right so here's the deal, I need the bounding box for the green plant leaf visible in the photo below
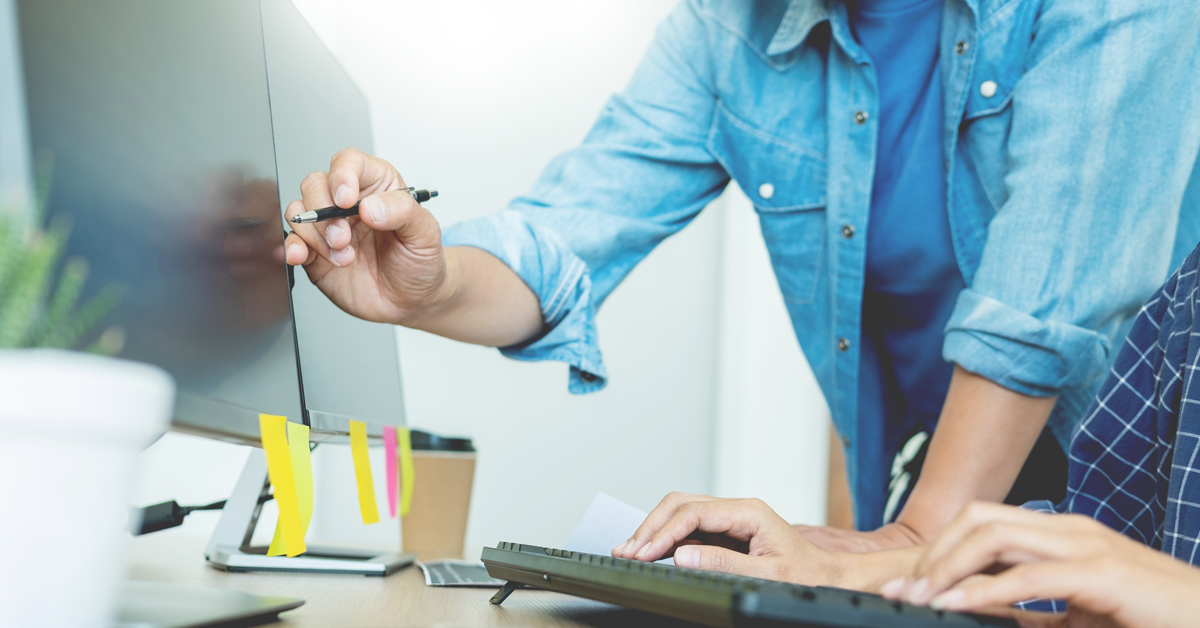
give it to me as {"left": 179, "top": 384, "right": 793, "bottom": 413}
{"left": 32, "top": 151, "right": 54, "bottom": 224}
{"left": 0, "top": 231, "right": 60, "bottom": 347}
{"left": 0, "top": 212, "right": 20, "bottom": 298}
{"left": 85, "top": 325, "right": 126, "bottom": 356}
{"left": 34, "top": 256, "right": 88, "bottom": 346}
{"left": 41, "top": 284, "right": 124, "bottom": 350}
{"left": 0, "top": 162, "right": 125, "bottom": 353}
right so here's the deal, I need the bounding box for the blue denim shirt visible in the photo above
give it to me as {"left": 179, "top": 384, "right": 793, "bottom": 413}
{"left": 444, "top": 0, "right": 1200, "bottom": 529}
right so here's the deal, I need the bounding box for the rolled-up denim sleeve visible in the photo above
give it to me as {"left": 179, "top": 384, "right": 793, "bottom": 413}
{"left": 944, "top": 0, "right": 1200, "bottom": 396}
{"left": 443, "top": 0, "right": 730, "bottom": 393}
{"left": 443, "top": 211, "right": 607, "bottom": 394}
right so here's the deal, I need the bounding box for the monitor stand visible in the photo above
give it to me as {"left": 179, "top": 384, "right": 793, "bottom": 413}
{"left": 205, "top": 449, "right": 414, "bottom": 576}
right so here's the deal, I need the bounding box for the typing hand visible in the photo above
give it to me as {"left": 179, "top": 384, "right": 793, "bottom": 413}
{"left": 611, "top": 493, "right": 841, "bottom": 585}
{"left": 881, "top": 502, "right": 1200, "bottom": 628}
{"left": 283, "top": 148, "right": 450, "bottom": 325}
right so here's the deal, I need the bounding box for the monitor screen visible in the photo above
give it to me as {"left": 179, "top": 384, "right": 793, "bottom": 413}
{"left": 260, "top": 0, "right": 408, "bottom": 441}
{"left": 18, "top": 0, "right": 304, "bottom": 444}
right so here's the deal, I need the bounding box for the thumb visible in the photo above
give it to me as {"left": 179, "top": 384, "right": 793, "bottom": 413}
{"left": 357, "top": 191, "right": 442, "bottom": 247}
{"left": 674, "top": 545, "right": 778, "bottom": 580}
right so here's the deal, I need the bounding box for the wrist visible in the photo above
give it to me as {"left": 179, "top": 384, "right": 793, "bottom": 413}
{"left": 816, "top": 551, "right": 858, "bottom": 589}
{"left": 394, "top": 248, "right": 460, "bottom": 329}
{"left": 883, "top": 519, "right": 930, "bottom": 547}
{"left": 829, "top": 547, "right": 923, "bottom": 593}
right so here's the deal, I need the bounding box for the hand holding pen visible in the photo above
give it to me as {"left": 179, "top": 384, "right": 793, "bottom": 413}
{"left": 290, "top": 187, "right": 438, "bottom": 224}
{"left": 284, "top": 148, "right": 544, "bottom": 346}
{"left": 283, "top": 149, "right": 447, "bottom": 291}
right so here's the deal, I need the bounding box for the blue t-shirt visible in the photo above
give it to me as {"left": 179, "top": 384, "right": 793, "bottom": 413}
{"left": 850, "top": 0, "right": 966, "bottom": 525}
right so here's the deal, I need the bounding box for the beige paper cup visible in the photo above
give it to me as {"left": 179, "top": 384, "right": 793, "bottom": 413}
{"left": 400, "top": 433, "right": 476, "bottom": 560}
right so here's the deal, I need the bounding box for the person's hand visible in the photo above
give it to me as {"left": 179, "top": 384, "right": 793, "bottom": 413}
{"left": 881, "top": 502, "right": 1200, "bottom": 628}
{"left": 283, "top": 148, "right": 450, "bottom": 325}
{"left": 794, "top": 522, "right": 924, "bottom": 553}
{"left": 611, "top": 493, "right": 845, "bottom": 586}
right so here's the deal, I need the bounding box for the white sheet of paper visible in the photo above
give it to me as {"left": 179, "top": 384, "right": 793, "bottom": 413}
{"left": 565, "top": 492, "right": 674, "bottom": 565}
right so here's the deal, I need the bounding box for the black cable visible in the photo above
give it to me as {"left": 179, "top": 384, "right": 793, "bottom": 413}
{"left": 132, "top": 442, "right": 314, "bottom": 536}
{"left": 188, "top": 499, "right": 229, "bottom": 512}
{"left": 130, "top": 492, "right": 273, "bottom": 536}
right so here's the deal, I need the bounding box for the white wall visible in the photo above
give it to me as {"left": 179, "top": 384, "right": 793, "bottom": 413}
{"left": 131, "top": 0, "right": 831, "bottom": 557}
{"left": 712, "top": 184, "right": 831, "bottom": 525}
{"left": 295, "top": 0, "right": 719, "bottom": 556}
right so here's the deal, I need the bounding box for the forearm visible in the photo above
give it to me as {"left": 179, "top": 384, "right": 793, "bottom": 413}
{"left": 403, "top": 246, "right": 543, "bottom": 347}
{"left": 826, "top": 546, "right": 924, "bottom": 593}
{"left": 894, "top": 366, "right": 1056, "bottom": 543}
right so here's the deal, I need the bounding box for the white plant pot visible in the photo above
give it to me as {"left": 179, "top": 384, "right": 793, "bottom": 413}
{"left": 0, "top": 350, "right": 175, "bottom": 628}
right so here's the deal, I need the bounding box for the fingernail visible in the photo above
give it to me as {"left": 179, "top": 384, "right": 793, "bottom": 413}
{"left": 363, "top": 197, "right": 386, "bottom": 224}
{"left": 330, "top": 246, "right": 352, "bottom": 267}
{"left": 929, "top": 589, "right": 965, "bottom": 610}
{"left": 674, "top": 546, "right": 699, "bottom": 569}
{"left": 633, "top": 542, "right": 652, "bottom": 560}
{"left": 286, "top": 244, "right": 301, "bottom": 264}
{"left": 335, "top": 184, "right": 354, "bottom": 206}
{"left": 879, "top": 578, "right": 907, "bottom": 598}
{"left": 905, "top": 578, "right": 930, "bottom": 604}
{"left": 324, "top": 224, "right": 343, "bottom": 248}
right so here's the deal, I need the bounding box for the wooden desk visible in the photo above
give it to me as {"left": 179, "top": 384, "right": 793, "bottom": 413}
{"left": 127, "top": 536, "right": 701, "bottom": 627}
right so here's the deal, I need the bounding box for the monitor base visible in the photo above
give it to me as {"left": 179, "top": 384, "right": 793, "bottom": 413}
{"left": 210, "top": 544, "right": 414, "bottom": 576}
{"left": 205, "top": 449, "right": 412, "bottom": 577}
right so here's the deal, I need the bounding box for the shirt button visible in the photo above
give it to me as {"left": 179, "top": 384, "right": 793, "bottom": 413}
{"left": 837, "top": 337, "right": 851, "bottom": 352}
{"left": 955, "top": 40, "right": 968, "bottom": 55}
{"left": 841, "top": 435, "right": 852, "bottom": 449}
{"left": 853, "top": 110, "right": 869, "bottom": 125}
{"left": 758, "top": 182, "right": 775, "bottom": 200}
{"left": 979, "top": 80, "right": 998, "bottom": 98}
{"left": 841, "top": 224, "right": 855, "bottom": 239}
{"left": 580, "top": 371, "right": 596, "bottom": 383}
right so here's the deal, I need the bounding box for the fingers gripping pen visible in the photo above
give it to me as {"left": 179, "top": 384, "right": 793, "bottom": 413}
{"left": 290, "top": 187, "right": 438, "bottom": 224}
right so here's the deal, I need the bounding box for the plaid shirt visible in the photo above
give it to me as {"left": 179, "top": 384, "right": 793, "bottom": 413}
{"left": 1020, "top": 243, "right": 1200, "bottom": 612}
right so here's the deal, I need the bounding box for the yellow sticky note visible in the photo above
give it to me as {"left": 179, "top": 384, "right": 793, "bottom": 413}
{"left": 290, "top": 422, "right": 314, "bottom": 534}
{"left": 268, "top": 421, "right": 312, "bottom": 556}
{"left": 349, "top": 420, "right": 380, "bottom": 524}
{"left": 398, "top": 427, "right": 415, "bottom": 517}
{"left": 260, "top": 414, "right": 306, "bottom": 557}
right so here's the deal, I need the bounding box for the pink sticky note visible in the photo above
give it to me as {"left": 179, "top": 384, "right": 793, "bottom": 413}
{"left": 383, "top": 426, "right": 399, "bottom": 518}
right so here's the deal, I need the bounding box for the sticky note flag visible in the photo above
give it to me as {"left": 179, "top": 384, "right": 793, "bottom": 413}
{"left": 383, "top": 426, "right": 399, "bottom": 519}
{"left": 349, "top": 419, "right": 380, "bottom": 524}
{"left": 259, "top": 414, "right": 306, "bottom": 557}
{"left": 399, "top": 427, "right": 414, "bottom": 517}
{"left": 268, "top": 421, "right": 313, "bottom": 556}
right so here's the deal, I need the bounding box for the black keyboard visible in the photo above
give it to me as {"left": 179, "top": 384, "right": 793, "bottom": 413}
{"left": 481, "top": 542, "right": 1016, "bottom": 628}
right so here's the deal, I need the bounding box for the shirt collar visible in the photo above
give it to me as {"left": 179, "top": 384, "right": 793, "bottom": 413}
{"left": 765, "top": 0, "right": 832, "bottom": 56}
{"left": 764, "top": 0, "right": 978, "bottom": 57}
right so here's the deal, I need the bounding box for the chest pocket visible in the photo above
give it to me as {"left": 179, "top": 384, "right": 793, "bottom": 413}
{"left": 959, "top": 0, "right": 1033, "bottom": 211}
{"left": 708, "top": 102, "right": 828, "bottom": 304}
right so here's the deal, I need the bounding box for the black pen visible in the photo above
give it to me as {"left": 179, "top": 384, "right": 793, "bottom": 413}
{"left": 289, "top": 187, "right": 439, "bottom": 224}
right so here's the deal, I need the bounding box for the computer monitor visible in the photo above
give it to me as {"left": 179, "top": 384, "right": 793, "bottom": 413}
{"left": 259, "top": 0, "right": 408, "bottom": 443}
{"left": 18, "top": 0, "right": 305, "bottom": 444}
{"left": 16, "top": 0, "right": 415, "bottom": 582}
{"left": 17, "top": 0, "right": 406, "bottom": 444}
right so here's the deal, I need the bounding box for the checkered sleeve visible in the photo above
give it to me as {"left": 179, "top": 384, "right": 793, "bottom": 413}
{"left": 1016, "top": 242, "right": 1200, "bottom": 612}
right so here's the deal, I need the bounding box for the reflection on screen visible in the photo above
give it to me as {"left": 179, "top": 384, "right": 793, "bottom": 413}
{"left": 18, "top": 0, "right": 304, "bottom": 437}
